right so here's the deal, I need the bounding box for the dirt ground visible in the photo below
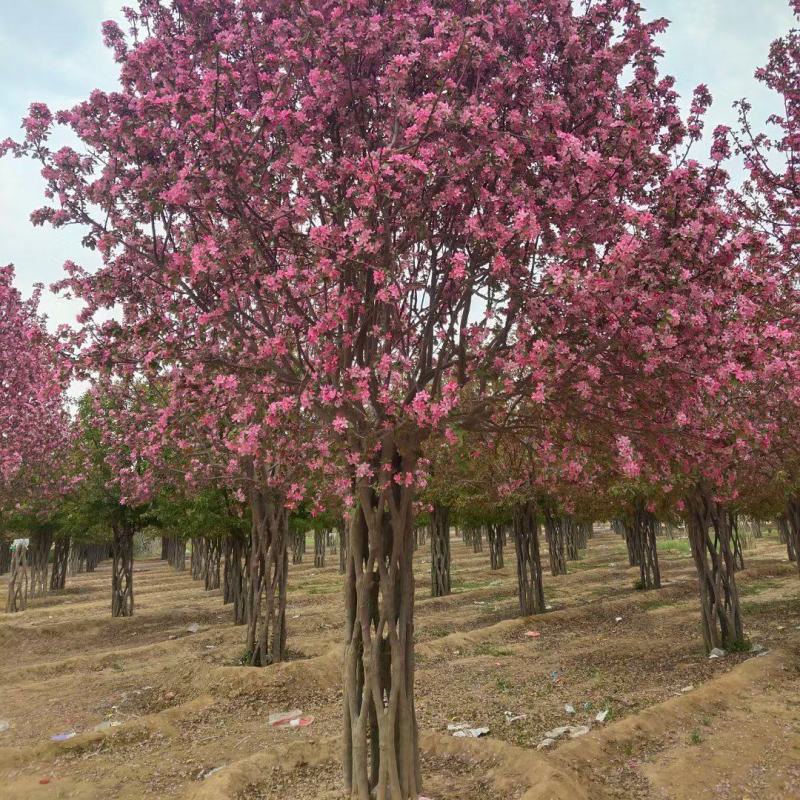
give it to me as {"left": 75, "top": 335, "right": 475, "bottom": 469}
{"left": 0, "top": 528, "right": 798, "bottom": 800}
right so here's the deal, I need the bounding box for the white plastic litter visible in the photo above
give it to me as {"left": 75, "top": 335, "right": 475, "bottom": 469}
{"left": 564, "top": 704, "right": 575, "bottom": 715}
{"left": 708, "top": 647, "right": 726, "bottom": 659}
{"left": 504, "top": 711, "right": 527, "bottom": 724}
{"left": 186, "top": 623, "right": 201, "bottom": 634}
{"left": 452, "top": 727, "right": 490, "bottom": 738}
{"left": 595, "top": 710, "right": 609, "bottom": 723}
{"left": 0, "top": 720, "right": 9, "bottom": 733}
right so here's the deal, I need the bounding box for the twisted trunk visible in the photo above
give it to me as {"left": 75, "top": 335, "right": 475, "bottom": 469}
{"left": 29, "top": 529, "right": 53, "bottom": 598}
{"left": 246, "top": 488, "right": 289, "bottom": 666}
{"left": 111, "top": 522, "right": 134, "bottom": 617}
{"left": 564, "top": 517, "right": 580, "bottom": 561}
{"left": 5, "top": 541, "right": 29, "bottom": 612}
{"left": 339, "top": 520, "right": 348, "bottom": 575}
{"left": 0, "top": 540, "right": 11, "bottom": 574}
{"left": 204, "top": 538, "right": 221, "bottom": 590}
{"left": 429, "top": 503, "right": 451, "bottom": 597}
{"left": 632, "top": 503, "right": 660, "bottom": 589}
{"left": 685, "top": 487, "right": 744, "bottom": 652}
{"left": 343, "top": 445, "right": 420, "bottom": 800}
{"left": 543, "top": 510, "right": 567, "bottom": 576}
{"left": 292, "top": 530, "right": 304, "bottom": 564}
{"left": 223, "top": 534, "right": 248, "bottom": 625}
{"left": 191, "top": 538, "right": 206, "bottom": 579}
{"left": 314, "top": 529, "right": 326, "bottom": 568}
{"left": 50, "top": 537, "right": 70, "bottom": 591}
{"left": 487, "top": 522, "right": 504, "bottom": 570}
{"left": 785, "top": 497, "right": 800, "bottom": 578}
{"left": 513, "top": 501, "right": 545, "bottom": 616}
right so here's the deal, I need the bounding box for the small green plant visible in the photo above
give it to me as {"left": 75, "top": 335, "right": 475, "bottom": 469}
{"left": 236, "top": 648, "right": 253, "bottom": 666}
{"left": 495, "top": 677, "right": 513, "bottom": 693}
{"left": 657, "top": 539, "right": 691, "bottom": 555}
{"left": 475, "top": 642, "right": 513, "bottom": 657}
{"left": 111, "top": 661, "right": 124, "bottom": 672}
{"left": 727, "top": 638, "right": 752, "bottom": 653}
{"left": 689, "top": 729, "right": 703, "bottom": 745}
{"left": 633, "top": 578, "right": 646, "bottom": 591}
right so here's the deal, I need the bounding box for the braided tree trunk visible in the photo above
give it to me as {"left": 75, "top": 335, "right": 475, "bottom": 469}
{"left": 487, "top": 522, "right": 504, "bottom": 570}
{"left": 191, "top": 538, "right": 206, "bottom": 579}
{"left": 111, "top": 523, "right": 134, "bottom": 617}
{"left": 161, "top": 536, "right": 169, "bottom": 561}
{"left": 730, "top": 512, "right": 745, "bottom": 571}
{"left": 0, "top": 540, "right": 11, "bottom": 574}
{"left": 67, "top": 540, "right": 83, "bottom": 576}
{"left": 685, "top": 488, "right": 744, "bottom": 652}
{"left": 292, "top": 530, "right": 304, "bottom": 564}
{"left": 632, "top": 503, "right": 660, "bottom": 589}
{"left": 339, "top": 520, "right": 348, "bottom": 575}
{"left": 171, "top": 536, "right": 186, "bottom": 571}
{"left": 204, "top": 538, "right": 221, "bottom": 590}
{"left": 223, "top": 534, "right": 248, "bottom": 625}
{"left": 314, "top": 529, "right": 326, "bottom": 568}
{"left": 471, "top": 526, "right": 483, "bottom": 553}
{"left": 5, "top": 541, "right": 29, "bottom": 612}
{"left": 543, "top": 510, "right": 567, "bottom": 576}
{"left": 513, "top": 501, "right": 545, "bottom": 616}
{"left": 50, "top": 537, "right": 70, "bottom": 591}
{"left": 564, "top": 517, "right": 580, "bottom": 561}
{"left": 781, "top": 515, "right": 795, "bottom": 561}
{"left": 29, "top": 530, "right": 53, "bottom": 598}
{"left": 343, "top": 451, "right": 420, "bottom": 800}
{"left": 246, "top": 488, "right": 289, "bottom": 666}
{"left": 785, "top": 496, "right": 800, "bottom": 578}
{"left": 429, "top": 503, "right": 450, "bottom": 597}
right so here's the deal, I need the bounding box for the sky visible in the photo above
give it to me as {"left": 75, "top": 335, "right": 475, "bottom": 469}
{"left": 0, "top": 0, "right": 796, "bottom": 331}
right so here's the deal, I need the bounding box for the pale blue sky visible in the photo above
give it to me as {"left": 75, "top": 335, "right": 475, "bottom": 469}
{"left": 0, "top": 0, "right": 795, "bottom": 328}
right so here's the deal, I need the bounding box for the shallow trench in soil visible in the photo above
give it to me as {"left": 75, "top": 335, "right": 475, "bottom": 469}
{"left": 0, "top": 528, "right": 798, "bottom": 799}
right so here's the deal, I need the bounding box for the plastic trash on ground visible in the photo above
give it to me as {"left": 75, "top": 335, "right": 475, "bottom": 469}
{"left": 0, "top": 720, "right": 9, "bottom": 733}
{"left": 269, "top": 709, "right": 313, "bottom": 728}
{"left": 186, "top": 622, "right": 201, "bottom": 634}
{"left": 595, "top": 709, "right": 609, "bottom": 723}
{"left": 448, "top": 722, "right": 489, "bottom": 738}
{"left": 525, "top": 630, "right": 541, "bottom": 638}
{"left": 564, "top": 704, "right": 575, "bottom": 715}
{"left": 708, "top": 647, "right": 726, "bottom": 659}
{"left": 93, "top": 720, "right": 122, "bottom": 732}
{"left": 504, "top": 711, "right": 527, "bottom": 724}
{"left": 50, "top": 731, "right": 76, "bottom": 741}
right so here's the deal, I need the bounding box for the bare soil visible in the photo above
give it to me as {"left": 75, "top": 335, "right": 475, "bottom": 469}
{"left": 0, "top": 529, "right": 798, "bottom": 799}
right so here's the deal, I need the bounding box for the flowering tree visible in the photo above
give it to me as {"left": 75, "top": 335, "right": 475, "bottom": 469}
{"left": 7, "top": 0, "right": 774, "bottom": 795}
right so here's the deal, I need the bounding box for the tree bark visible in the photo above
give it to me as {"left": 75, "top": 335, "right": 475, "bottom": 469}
{"left": 339, "top": 520, "right": 348, "bottom": 575}
{"left": 29, "top": 529, "right": 53, "bottom": 598}
{"left": 487, "top": 522, "right": 504, "bottom": 570}
{"left": 429, "top": 503, "right": 451, "bottom": 597}
{"left": 111, "top": 523, "right": 134, "bottom": 617}
{"left": 204, "top": 538, "right": 221, "bottom": 590}
{"left": 223, "top": 534, "right": 248, "bottom": 625}
{"left": 0, "top": 540, "right": 11, "bottom": 575}
{"left": 786, "top": 496, "right": 800, "bottom": 578}
{"left": 685, "top": 487, "right": 744, "bottom": 652}
{"left": 632, "top": 503, "right": 660, "bottom": 589}
{"left": 246, "top": 487, "right": 289, "bottom": 666}
{"left": 343, "top": 449, "right": 420, "bottom": 800}
{"left": 543, "top": 509, "right": 567, "bottom": 576}
{"left": 314, "top": 529, "right": 326, "bottom": 568}
{"left": 161, "top": 536, "right": 169, "bottom": 561}
{"left": 292, "top": 529, "right": 304, "bottom": 564}
{"left": 5, "top": 540, "right": 29, "bottom": 612}
{"left": 171, "top": 536, "right": 186, "bottom": 571}
{"left": 50, "top": 537, "right": 70, "bottom": 591}
{"left": 513, "top": 501, "right": 545, "bottom": 616}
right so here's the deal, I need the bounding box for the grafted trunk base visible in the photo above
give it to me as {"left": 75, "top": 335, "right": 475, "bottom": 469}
{"left": 785, "top": 497, "right": 800, "bottom": 579}
{"left": 223, "top": 535, "right": 248, "bottom": 625}
{"left": 29, "top": 530, "right": 53, "bottom": 599}
{"left": 314, "top": 530, "right": 326, "bottom": 568}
